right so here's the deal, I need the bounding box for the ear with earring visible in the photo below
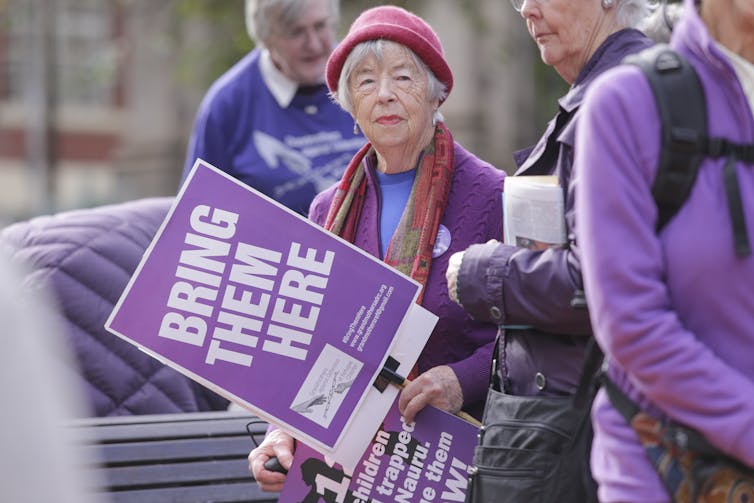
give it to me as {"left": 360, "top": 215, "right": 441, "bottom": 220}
{"left": 353, "top": 121, "right": 360, "bottom": 136}
{"left": 601, "top": 0, "right": 614, "bottom": 8}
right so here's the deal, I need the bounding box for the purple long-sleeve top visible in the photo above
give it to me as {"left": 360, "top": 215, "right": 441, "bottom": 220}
{"left": 309, "top": 141, "right": 505, "bottom": 420}
{"left": 576, "top": 2, "right": 754, "bottom": 501}
{"left": 456, "top": 29, "right": 652, "bottom": 397}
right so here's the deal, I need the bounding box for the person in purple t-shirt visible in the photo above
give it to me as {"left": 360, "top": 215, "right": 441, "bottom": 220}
{"left": 248, "top": 5, "right": 505, "bottom": 493}
{"left": 181, "top": 0, "right": 365, "bottom": 215}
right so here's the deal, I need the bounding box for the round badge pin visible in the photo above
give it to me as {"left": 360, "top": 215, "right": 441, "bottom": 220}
{"left": 433, "top": 224, "right": 451, "bottom": 258}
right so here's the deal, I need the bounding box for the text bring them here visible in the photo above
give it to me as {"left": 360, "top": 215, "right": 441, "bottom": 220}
{"left": 158, "top": 205, "right": 334, "bottom": 367}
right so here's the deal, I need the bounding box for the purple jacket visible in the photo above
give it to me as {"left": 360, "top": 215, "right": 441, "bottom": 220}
{"left": 457, "top": 29, "right": 653, "bottom": 397}
{"left": 576, "top": 3, "right": 754, "bottom": 500}
{"left": 0, "top": 198, "right": 229, "bottom": 416}
{"left": 309, "top": 141, "right": 505, "bottom": 419}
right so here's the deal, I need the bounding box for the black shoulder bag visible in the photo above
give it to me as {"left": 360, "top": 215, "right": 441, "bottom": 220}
{"left": 464, "top": 332, "right": 603, "bottom": 503}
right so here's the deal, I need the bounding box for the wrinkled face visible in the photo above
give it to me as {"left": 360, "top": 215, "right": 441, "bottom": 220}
{"left": 265, "top": 0, "right": 335, "bottom": 85}
{"left": 731, "top": 0, "right": 754, "bottom": 51}
{"left": 348, "top": 43, "right": 438, "bottom": 156}
{"left": 702, "top": 0, "right": 754, "bottom": 62}
{"left": 520, "top": 0, "right": 603, "bottom": 82}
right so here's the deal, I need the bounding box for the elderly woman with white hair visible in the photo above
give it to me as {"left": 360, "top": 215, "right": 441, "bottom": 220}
{"left": 448, "top": 0, "right": 653, "bottom": 401}
{"left": 444, "top": 0, "right": 653, "bottom": 500}
{"left": 248, "top": 5, "right": 505, "bottom": 493}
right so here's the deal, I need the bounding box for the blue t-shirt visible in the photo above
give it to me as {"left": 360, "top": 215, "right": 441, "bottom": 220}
{"left": 375, "top": 169, "right": 416, "bottom": 257}
{"left": 183, "top": 48, "right": 365, "bottom": 215}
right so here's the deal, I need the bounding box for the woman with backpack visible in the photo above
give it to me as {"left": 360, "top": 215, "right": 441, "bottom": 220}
{"left": 575, "top": 0, "right": 754, "bottom": 501}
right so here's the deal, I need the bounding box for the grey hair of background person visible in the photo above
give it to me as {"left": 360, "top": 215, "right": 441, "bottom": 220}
{"left": 616, "top": 0, "right": 654, "bottom": 28}
{"left": 245, "top": 0, "right": 340, "bottom": 45}
{"left": 0, "top": 254, "right": 104, "bottom": 503}
{"left": 639, "top": 1, "right": 684, "bottom": 43}
{"left": 333, "top": 40, "right": 448, "bottom": 125}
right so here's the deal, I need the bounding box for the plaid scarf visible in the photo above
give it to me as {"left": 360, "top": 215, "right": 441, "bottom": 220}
{"left": 324, "top": 123, "right": 454, "bottom": 304}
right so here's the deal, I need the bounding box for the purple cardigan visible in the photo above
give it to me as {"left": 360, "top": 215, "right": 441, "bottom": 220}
{"left": 309, "top": 141, "right": 505, "bottom": 419}
{"left": 576, "top": 3, "right": 754, "bottom": 501}
{"left": 456, "top": 29, "right": 653, "bottom": 397}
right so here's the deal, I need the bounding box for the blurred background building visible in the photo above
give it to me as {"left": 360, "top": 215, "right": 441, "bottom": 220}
{"left": 0, "top": 0, "right": 566, "bottom": 224}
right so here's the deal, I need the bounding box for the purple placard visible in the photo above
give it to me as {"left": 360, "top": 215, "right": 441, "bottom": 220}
{"left": 279, "top": 397, "right": 478, "bottom": 503}
{"left": 106, "top": 161, "right": 421, "bottom": 448}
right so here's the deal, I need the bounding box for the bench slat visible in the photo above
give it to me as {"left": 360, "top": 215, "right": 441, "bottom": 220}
{"left": 79, "top": 414, "right": 267, "bottom": 444}
{"left": 107, "top": 481, "right": 277, "bottom": 503}
{"left": 73, "top": 411, "right": 274, "bottom": 502}
{"left": 84, "top": 435, "right": 253, "bottom": 464}
{"left": 102, "top": 458, "right": 249, "bottom": 488}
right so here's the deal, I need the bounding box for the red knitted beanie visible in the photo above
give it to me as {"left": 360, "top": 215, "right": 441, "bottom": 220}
{"left": 326, "top": 6, "right": 453, "bottom": 101}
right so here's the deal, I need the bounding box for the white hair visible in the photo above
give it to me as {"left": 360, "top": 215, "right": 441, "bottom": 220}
{"left": 638, "top": 1, "right": 684, "bottom": 42}
{"left": 332, "top": 39, "right": 447, "bottom": 124}
{"left": 615, "top": 0, "right": 653, "bottom": 28}
{"left": 245, "top": 0, "right": 340, "bottom": 44}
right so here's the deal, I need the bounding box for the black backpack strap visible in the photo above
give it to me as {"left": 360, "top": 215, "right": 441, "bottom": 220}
{"left": 625, "top": 44, "right": 708, "bottom": 233}
{"left": 571, "top": 337, "right": 604, "bottom": 410}
{"left": 626, "top": 45, "right": 753, "bottom": 257}
{"left": 601, "top": 371, "right": 722, "bottom": 456}
{"left": 706, "top": 138, "right": 754, "bottom": 257}
{"left": 723, "top": 155, "right": 752, "bottom": 257}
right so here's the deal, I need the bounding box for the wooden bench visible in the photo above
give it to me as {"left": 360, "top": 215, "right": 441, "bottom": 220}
{"left": 73, "top": 411, "right": 278, "bottom": 503}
